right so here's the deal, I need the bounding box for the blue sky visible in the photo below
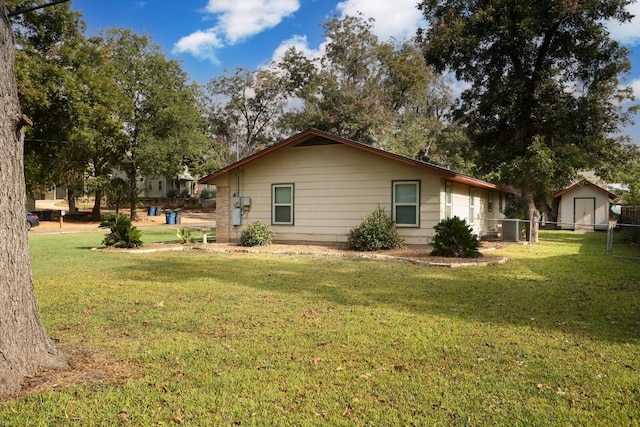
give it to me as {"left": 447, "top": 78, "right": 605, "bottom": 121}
{"left": 71, "top": 0, "right": 640, "bottom": 144}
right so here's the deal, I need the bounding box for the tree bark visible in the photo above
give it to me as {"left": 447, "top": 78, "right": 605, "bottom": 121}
{"left": 522, "top": 179, "right": 540, "bottom": 243}
{"left": 92, "top": 188, "right": 102, "bottom": 221}
{"left": 0, "top": 2, "right": 68, "bottom": 396}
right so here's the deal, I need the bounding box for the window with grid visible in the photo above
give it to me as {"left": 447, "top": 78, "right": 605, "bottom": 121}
{"left": 393, "top": 181, "right": 419, "bottom": 227}
{"left": 272, "top": 184, "right": 294, "bottom": 225}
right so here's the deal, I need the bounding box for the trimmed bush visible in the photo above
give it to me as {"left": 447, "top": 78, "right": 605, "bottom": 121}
{"left": 431, "top": 216, "right": 481, "bottom": 258}
{"left": 100, "top": 213, "right": 143, "bottom": 248}
{"left": 347, "top": 206, "right": 403, "bottom": 251}
{"left": 240, "top": 221, "right": 274, "bottom": 247}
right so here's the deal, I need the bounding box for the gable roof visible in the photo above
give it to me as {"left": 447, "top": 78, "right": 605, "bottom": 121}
{"left": 198, "top": 129, "right": 517, "bottom": 193}
{"left": 554, "top": 180, "right": 617, "bottom": 200}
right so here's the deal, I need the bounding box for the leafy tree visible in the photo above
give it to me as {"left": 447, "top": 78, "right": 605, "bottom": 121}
{"left": 206, "top": 67, "right": 288, "bottom": 162}
{"left": 10, "top": 0, "right": 85, "bottom": 198}
{"left": 417, "top": 0, "right": 636, "bottom": 241}
{"left": 278, "top": 14, "right": 463, "bottom": 169}
{"left": 0, "top": 0, "right": 68, "bottom": 396}
{"left": 102, "top": 29, "right": 207, "bottom": 219}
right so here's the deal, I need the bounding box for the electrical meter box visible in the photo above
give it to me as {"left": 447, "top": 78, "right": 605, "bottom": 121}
{"left": 232, "top": 207, "right": 242, "bottom": 225}
{"left": 233, "top": 197, "right": 241, "bottom": 208}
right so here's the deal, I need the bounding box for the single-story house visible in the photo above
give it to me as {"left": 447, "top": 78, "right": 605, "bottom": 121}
{"left": 554, "top": 180, "right": 617, "bottom": 231}
{"left": 198, "top": 129, "right": 517, "bottom": 245}
{"left": 144, "top": 167, "right": 198, "bottom": 198}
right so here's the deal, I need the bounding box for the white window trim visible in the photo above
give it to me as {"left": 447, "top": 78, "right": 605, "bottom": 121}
{"left": 445, "top": 181, "right": 453, "bottom": 218}
{"left": 272, "top": 183, "right": 294, "bottom": 225}
{"left": 392, "top": 180, "right": 420, "bottom": 227}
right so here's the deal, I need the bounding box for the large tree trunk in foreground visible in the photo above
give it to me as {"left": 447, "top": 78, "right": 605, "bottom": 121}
{"left": 0, "top": 3, "right": 68, "bottom": 396}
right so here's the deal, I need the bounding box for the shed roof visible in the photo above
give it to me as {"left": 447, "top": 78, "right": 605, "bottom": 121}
{"left": 554, "top": 180, "right": 617, "bottom": 200}
{"left": 198, "top": 129, "right": 517, "bottom": 193}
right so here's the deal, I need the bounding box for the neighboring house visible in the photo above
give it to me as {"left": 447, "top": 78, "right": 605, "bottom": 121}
{"left": 554, "top": 180, "right": 617, "bottom": 231}
{"left": 144, "top": 167, "right": 197, "bottom": 198}
{"left": 199, "top": 129, "right": 516, "bottom": 245}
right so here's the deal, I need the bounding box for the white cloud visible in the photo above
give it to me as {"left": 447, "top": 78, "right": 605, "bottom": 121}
{"left": 174, "top": 0, "right": 299, "bottom": 63}
{"left": 173, "top": 30, "right": 224, "bottom": 63}
{"left": 270, "top": 35, "right": 325, "bottom": 64}
{"left": 206, "top": 0, "right": 300, "bottom": 44}
{"left": 628, "top": 77, "right": 640, "bottom": 99}
{"left": 607, "top": 2, "right": 640, "bottom": 46}
{"left": 336, "top": 0, "right": 425, "bottom": 41}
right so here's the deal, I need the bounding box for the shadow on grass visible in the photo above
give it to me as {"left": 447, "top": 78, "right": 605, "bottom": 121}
{"left": 89, "top": 231, "right": 639, "bottom": 344}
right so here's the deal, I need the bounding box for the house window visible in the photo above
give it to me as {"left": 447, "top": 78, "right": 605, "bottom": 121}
{"left": 499, "top": 193, "right": 504, "bottom": 213}
{"left": 487, "top": 191, "right": 493, "bottom": 212}
{"left": 445, "top": 181, "right": 453, "bottom": 218}
{"left": 469, "top": 187, "right": 475, "bottom": 222}
{"left": 158, "top": 180, "right": 163, "bottom": 191}
{"left": 393, "top": 181, "right": 420, "bottom": 227}
{"left": 272, "top": 184, "right": 294, "bottom": 225}
{"left": 148, "top": 181, "right": 153, "bottom": 191}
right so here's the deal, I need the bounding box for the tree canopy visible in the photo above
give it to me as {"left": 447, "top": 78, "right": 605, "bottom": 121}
{"left": 417, "top": 0, "right": 636, "bottom": 240}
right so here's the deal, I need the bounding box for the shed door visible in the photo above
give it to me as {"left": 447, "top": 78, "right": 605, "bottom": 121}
{"left": 574, "top": 197, "right": 595, "bottom": 231}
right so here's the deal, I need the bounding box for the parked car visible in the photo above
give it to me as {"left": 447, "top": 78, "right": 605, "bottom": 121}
{"left": 26, "top": 212, "right": 39, "bottom": 230}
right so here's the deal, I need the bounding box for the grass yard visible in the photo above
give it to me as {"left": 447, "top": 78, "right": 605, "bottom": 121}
{"left": 1, "top": 230, "right": 639, "bottom": 425}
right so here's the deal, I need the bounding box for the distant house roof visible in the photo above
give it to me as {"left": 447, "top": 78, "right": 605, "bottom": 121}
{"left": 198, "top": 129, "right": 517, "bottom": 194}
{"left": 554, "top": 180, "right": 617, "bottom": 200}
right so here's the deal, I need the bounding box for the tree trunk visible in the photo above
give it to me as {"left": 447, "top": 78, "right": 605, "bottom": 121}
{"left": 127, "top": 168, "right": 138, "bottom": 220}
{"left": 522, "top": 179, "right": 540, "bottom": 243}
{"left": 92, "top": 188, "right": 102, "bottom": 221}
{"left": 67, "top": 187, "right": 77, "bottom": 214}
{"left": 0, "top": 3, "right": 68, "bottom": 396}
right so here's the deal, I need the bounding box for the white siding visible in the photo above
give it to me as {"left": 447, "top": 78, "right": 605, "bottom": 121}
{"left": 558, "top": 185, "right": 611, "bottom": 230}
{"left": 230, "top": 144, "right": 442, "bottom": 245}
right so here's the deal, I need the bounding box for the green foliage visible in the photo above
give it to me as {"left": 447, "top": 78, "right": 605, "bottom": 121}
{"left": 417, "top": 0, "right": 634, "bottom": 237}
{"left": 99, "top": 213, "right": 142, "bottom": 248}
{"left": 347, "top": 206, "right": 403, "bottom": 251}
{"left": 239, "top": 221, "right": 274, "bottom": 247}
{"left": 176, "top": 228, "right": 194, "bottom": 244}
{"left": 277, "top": 15, "right": 456, "bottom": 164}
{"left": 431, "top": 216, "right": 481, "bottom": 258}
{"left": 199, "top": 189, "right": 216, "bottom": 200}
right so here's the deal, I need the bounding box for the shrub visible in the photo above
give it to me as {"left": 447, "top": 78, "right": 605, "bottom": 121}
{"left": 100, "top": 213, "right": 143, "bottom": 248}
{"left": 347, "top": 206, "right": 403, "bottom": 251}
{"left": 200, "top": 189, "right": 217, "bottom": 200}
{"left": 240, "top": 221, "right": 274, "bottom": 247}
{"left": 431, "top": 216, "right": 481, "bottom": 258}
{"left": 176, "top": 228, "right": 195, "bottom": 244}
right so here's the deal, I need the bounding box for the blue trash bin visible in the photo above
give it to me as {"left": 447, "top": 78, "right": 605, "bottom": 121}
{"left": 148, "top": 206, "right": 157, "bottom": 216}
{"left": 165, "top": 211, "right": 176, "bottom": 225}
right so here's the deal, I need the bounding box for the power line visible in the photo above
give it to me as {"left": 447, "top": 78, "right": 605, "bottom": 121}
{"left": 8, "top": 0, "right": 71, "bottom": 18}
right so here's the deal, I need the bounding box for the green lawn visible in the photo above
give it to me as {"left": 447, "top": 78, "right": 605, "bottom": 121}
{"left": 1, "top": 230, "right": 639, "bottom": 426}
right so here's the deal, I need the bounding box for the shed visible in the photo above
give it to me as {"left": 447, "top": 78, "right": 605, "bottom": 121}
{"left": 554, "top": 180, "right": 617, "bottom": 231}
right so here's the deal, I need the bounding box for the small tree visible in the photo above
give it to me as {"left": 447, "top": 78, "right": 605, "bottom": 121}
{"left": 347, "top": 206, "right": 403, "bottom": 251}
{"left": 431, "top": 216, "right": 481, "bottom": 258}
{"left": 100, "top": 213, "right": 142, "bottom": 248}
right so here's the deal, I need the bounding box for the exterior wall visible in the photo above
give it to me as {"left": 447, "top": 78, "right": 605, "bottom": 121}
{"left": 558, "top": 185, "right": 611, "bottom": 230}
{"left": 440, "top": 183, "right": 506, "bottom": 237}
{"left": 215, "top": 178, "right": 231, "bottom": 243}
{"left": 214, "top": 144, "right": 443, "bottom": 245}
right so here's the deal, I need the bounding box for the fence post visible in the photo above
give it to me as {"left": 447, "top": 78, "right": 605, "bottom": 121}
{"left": 606, "top": 222, "right": 614, "bottom": 256}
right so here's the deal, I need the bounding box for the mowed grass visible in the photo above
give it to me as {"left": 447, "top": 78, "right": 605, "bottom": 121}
{"left": 1, "top": 229, "right": 639, "bottom": 425}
